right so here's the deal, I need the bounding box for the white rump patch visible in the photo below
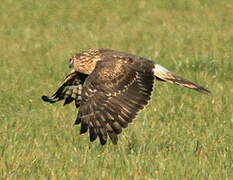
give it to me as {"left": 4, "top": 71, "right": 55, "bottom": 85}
{"left": 152, "top": 64, "right": 170, "bottom": 76}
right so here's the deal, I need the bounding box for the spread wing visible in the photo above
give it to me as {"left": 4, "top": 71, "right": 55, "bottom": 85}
{"left": 42, "top": 71, "right": 88, "bottom": 108}
{"left": 75, "top": 56, "right": 155, "bottom": 145}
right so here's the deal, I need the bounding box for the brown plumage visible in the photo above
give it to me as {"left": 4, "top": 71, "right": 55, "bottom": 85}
{"left": 42, "top": 48, "right": 210, "bottom": 145}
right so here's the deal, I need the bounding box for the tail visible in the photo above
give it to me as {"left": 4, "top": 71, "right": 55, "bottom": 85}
{"left": 152, "top": 64, "right": 211, "bottom": 93}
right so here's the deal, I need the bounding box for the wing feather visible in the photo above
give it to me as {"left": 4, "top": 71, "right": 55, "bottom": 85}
{"left": 76, "top": 57, "right": 155, "bottom": 145}
{"left": 41, "top": 71, "right": 88, "bottom": 107}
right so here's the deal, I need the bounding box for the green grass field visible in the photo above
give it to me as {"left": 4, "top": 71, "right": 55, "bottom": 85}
{"left": 0, "top": 0, "right": 232, "bottom": 179}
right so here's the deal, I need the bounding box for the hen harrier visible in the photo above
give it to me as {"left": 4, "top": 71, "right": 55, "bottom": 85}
{"left": 42, "top": 48, "right": 210, "bottom": 145}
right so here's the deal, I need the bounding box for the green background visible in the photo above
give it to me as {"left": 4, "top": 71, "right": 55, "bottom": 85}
{"left": 0, "top": 0, "right": 232, "bottom": 179}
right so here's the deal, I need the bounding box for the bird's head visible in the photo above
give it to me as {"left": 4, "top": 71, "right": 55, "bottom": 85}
{"left": 68, "top": 49, "right": 102, "bottom": 75}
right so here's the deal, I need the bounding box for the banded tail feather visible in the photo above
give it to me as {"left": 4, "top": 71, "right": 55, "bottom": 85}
{"left": 153, "top": 64, "right": 211, "bottom": 93}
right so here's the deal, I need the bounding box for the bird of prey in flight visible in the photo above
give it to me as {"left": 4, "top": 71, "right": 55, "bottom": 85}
{"left": 42, "top": 48, "right": 210, "bottom": 145}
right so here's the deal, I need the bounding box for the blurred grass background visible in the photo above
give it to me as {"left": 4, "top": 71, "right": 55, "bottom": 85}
{"left": 0, "top": 0, "right": 232, "bottom": 179}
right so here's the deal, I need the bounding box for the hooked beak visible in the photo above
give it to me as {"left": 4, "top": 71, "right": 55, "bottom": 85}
{"left": 69, "top": 58, "right": 74, "bottom": 69}
{"left": 69, "top": 63, "right": 73, "bottom": 68}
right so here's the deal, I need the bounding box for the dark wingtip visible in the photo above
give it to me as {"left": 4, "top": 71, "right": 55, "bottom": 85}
{"left": 41, "top": 95, "right": 50, "bottom": 102}
{"left": 99, "top": 137, "right": 107, "bottom": 145}
{"left": 100, "top": 141, "right": 107, "bottom": 145}
{"left": 108, "top": 132, "right": 118, "bottom": 145}
{"left": 74, "top": 117, "right": 81, "bottom": 125}
{"left": 41, "top": 95, "right": 56, "bottom": 103}
{"left": 80, "top": 124, "right": 89, "bottom": 134}
{"left": 63, "top": 97, "right": 74, "bottom": 106}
